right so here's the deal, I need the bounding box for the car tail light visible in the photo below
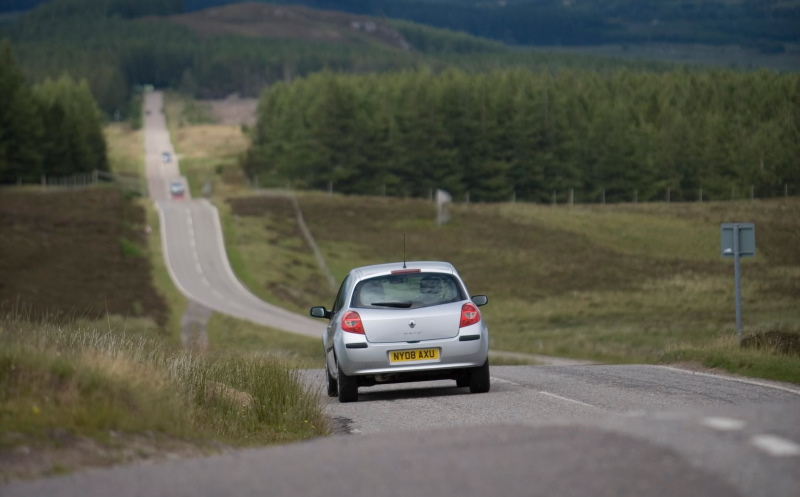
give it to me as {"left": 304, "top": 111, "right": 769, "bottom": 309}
{"left": 342, "top": 311, "right": 365, "bottom": 335}
{"left": 460, "top": 303, "right": 481, "bottom": 328}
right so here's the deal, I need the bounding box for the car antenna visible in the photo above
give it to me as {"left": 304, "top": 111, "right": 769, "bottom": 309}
{"left": 403, "top": 234, "right": 407, "bottom": 269}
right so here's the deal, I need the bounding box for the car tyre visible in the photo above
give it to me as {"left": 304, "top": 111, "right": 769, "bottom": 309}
{"left": 337, "top": 359, "right": 359, "bottom": 403}
{"left": 326, "top": 363, "right": 338, "bottom": 397}
{"left": 469, "top": 359, "right": 490, "bottom": 394}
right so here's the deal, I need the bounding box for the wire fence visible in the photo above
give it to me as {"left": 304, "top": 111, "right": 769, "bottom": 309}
{"left": 273, "top": 181, "right": 798, "bottom": 206}
{"left": 251, "top": 186, "right": 338, "bottom": 291}
{"left": 542, "top": 184, "right": 797, "bottom": 207}
{"left": 4, "top": 171, "right": 146, "bottom": 196}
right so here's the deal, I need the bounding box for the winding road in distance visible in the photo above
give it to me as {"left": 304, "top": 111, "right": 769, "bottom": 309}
{"left": 143, "top": 91, "right": 322, "bottom": 337}
{"left": 3, "top": 91, "right": 798, "bottom": 497}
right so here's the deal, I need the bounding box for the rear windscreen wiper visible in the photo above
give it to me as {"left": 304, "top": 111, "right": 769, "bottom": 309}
{"left": 371, "top": 301, "right": 413, "bottom": 308}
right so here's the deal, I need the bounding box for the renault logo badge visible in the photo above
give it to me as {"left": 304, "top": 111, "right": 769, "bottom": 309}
{"left": 409, "top": 320, "right": 416, "bottom": 328}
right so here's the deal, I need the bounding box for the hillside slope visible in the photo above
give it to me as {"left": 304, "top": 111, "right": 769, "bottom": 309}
{"left": 181, "top": 0, "right": 800, "bottom": 48}
{"left": 157, "top": 2, "right": 411, "bottom": 50}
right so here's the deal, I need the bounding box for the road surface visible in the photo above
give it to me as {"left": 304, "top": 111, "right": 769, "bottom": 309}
{"left": 3, "top": 364, "right": 798, "bottom": 497}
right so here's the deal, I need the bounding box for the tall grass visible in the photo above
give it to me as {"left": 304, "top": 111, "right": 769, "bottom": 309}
{"left": 662, "top": 325, "right": 800, "bottom": 383}
{"left": 0, "top": 311, "right": 328, "bottom": 450}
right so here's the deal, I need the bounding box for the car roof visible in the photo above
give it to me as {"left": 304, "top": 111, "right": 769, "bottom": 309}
{"left": 350, "top": 261, "right": 456, "bottom": 281}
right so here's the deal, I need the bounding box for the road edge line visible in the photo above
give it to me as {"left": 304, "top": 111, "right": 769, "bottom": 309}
{"left": 658, "top": 365, "right": 800, "bottom": 396}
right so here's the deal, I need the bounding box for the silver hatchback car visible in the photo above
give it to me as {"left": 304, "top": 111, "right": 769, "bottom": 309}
{"left": 310, "top": 261, "right": 490, "bottom": 403}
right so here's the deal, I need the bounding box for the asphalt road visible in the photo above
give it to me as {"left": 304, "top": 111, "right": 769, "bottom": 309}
{"left": 3, "top": 365, "right": 798, "bottom": 497}
{"left": 6, "top": 92, "right": 796, "bottom": 497}
{"left": 143, "top": 91, "right": 322, "bottom": 337}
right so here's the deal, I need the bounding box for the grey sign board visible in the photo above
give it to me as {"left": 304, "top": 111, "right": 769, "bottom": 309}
{"left": 721, "top": 223, "right": 755, "bottom": 258}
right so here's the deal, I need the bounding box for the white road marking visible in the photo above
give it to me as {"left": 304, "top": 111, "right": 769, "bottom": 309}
{"left": 538, "top": 391, "right": 598, "bottom": 409}
{"left": 490, "top": 377, "right": 519, "bottom": 386}
{"left": 702, "top": 416, "right": 746, "bottom": 431}
{"left": 751, "top": 435, "right": 800, "bottom": 457}
{"left": 659, "top": 366, "right": 800, "bottom": 396}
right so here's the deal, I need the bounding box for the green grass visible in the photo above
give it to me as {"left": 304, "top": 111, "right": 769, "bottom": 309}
{"left": 0, "top": 313, "right": 328, "bottom": 459}
{"left": 662, "top": 328, "right": 800, "bottom": 384}
{"left": 218, "top": 195, "right": 336, "bottom": 314}
{"left": 207, "top": 314, "right": 322, "bottom": 368}
{"left": 105, "top": 123, "right": 144, "bottom": 178}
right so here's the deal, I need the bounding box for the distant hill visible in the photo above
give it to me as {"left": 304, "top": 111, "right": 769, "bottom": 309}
{"left": 156, "top": 2, "right": 412, "bottom": 51}
{"left": 181, "top": 0, "right": 800, "bottom": 49}
{"left": 5, "top": 0, "right": 799, "bottom": 50}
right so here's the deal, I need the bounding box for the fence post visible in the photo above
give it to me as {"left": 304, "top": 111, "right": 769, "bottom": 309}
{"left": 602, "top": 189, "right": 605, "bottom": 205}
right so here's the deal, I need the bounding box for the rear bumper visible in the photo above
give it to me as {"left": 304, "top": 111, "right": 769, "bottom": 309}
{"left": 336, "top": 330, "right": 488, "bottom": 377}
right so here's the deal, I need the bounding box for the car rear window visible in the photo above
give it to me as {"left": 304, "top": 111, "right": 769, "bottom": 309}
{"left": 352, "top": 273, "right": 465, "bottom": 309}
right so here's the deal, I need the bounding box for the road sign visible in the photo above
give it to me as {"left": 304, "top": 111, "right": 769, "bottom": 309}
{"left": 721, "top": 223, "right": 755, "bottom": 257}
{"left": 720, "top": 223, "right": 756, "bottom": 344}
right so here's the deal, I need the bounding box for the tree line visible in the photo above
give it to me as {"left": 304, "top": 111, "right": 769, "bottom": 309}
{"left": 0, "top": 40, "right": 108, "bottom": 184}
{"left": 3, "top": 0, "right": 675, "bottom": 117}
{"left": 243, "top": 67, "right": 799, "bottom": 203}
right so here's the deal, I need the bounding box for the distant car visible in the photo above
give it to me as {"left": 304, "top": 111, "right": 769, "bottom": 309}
{"left": 169, "top": 181, "right": 185, "bottom": 199}
{"left": 310, "top": 261, "right": 490, "bottom": 403}
{"left": 161, "top": 152, "right": 171, "bottom": 163}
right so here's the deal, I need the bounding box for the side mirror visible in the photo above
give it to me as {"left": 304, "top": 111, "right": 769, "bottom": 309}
{"left": 471, "top": 295, "right": 488, "bottom": 307}
{"left": 310, "top": 306, "right": 331, "bottom": 319}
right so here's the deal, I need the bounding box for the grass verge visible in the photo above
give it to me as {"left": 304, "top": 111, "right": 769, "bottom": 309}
{"left": 0, "top": 312, "right": 328, "bottom": 481}
{"left": 207, "top": 314, "right": 322, "bottom": 368}
{"left": 662, "top": 327, "right": 800, "bottom": 384}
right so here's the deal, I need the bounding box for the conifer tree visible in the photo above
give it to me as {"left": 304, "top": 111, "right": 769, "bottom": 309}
{"left": 0, "top": 39, "right": 43, "bottom": 183}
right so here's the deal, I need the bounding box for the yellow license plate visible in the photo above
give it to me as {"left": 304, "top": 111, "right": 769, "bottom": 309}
{"left": 389, "top": 348, "right": 440, "bottom": 363}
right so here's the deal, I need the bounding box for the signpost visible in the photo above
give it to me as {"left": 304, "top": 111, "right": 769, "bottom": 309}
{"left": 436, "top": 189, "right": 452, "bottom": 226}
{"left": 720, "top": 223, "right": 755, "bottom": 344}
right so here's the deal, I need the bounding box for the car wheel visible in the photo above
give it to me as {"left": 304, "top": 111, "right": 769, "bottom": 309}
{"left": 469, "top": 359, "right": 490, "bottom": 394}
{"left": 326, "top": 363, "right": 338, "bottom": 397}
{"left": 337, "top": 359, "right": 359, "bottom": 403}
